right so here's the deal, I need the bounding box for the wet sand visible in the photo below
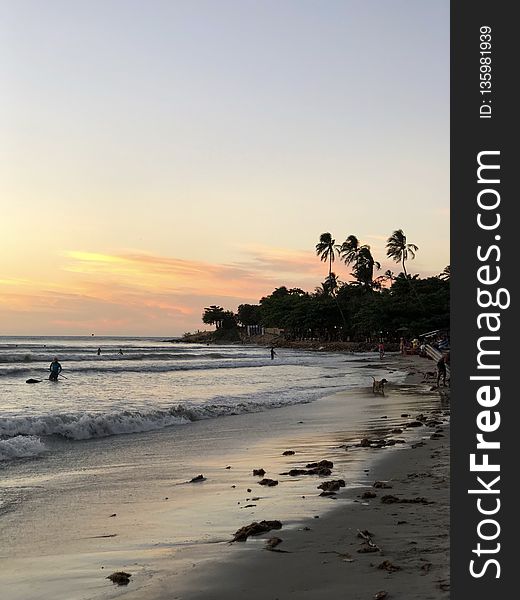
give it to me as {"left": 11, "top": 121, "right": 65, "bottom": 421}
{"left": 1, "top": 354, "right": 449, "bottom": 600}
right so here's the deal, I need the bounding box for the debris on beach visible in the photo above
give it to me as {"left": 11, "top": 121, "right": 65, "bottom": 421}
{"left": 406, "top": 421, "right": 424, "bottom": 428}
{"left": 282, "top": 450, "right": 295, "bottom": 455}
{"left": 361, "top": 491, "right": 377, "bottom": 499}
{"left": 317, "top": 480, "right": 345, "bottom": 492}
{"left": 358, "top": 544, "right": 379, "bottom": 553}
{"left": 106, "top": 571, "right": 132, "bottom": 586}
{"left": 378, "top": 559, "right": 401, "bottom": 573}
{"left": 108, "top": 513, "right": 117, "bottom": 517}
{"left": 306, "top": 460, "right": 333, "bottom": 469}
{"left": 265, "top": 536, "right": 283, "bottom": 550}
{"left": 289, "top": 467, "right": 331, "bottom": 476}
{"left": 381, "top": 495, "right": 433, "bottom": 505}
{"left": 356, "top": 529, "right": 380, "bottom": 553}
{"left": 374, "top": 591, "right": 388, "bottom": 599}
{"left": 319, "top": 491, "right": 337, "bottom": 498}
{"left": 253, "top": 468, "right": 266, "bottom": 477}
{"left": 373, "top": 481, "right": 393, "bottom": 489}
{"left": 356, "top": 529, "right": 372, "bottom": 538}
{"left": 258, "top": 478, "right": 278, "bottom": 486}
{"left": 189, "top": 474, "right": 206, "bottom": 483}
{"left": 232, "top": 520, "right": 282, "bottom": 542}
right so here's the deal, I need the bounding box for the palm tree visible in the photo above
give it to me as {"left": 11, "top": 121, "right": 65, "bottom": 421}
{"left": 386, "top": 229, "right": 419, "bottom": 278}
{"left": 353, "top": 245, "right": 381, "bottom": 289}
{"left": 340, "top": 235, "right": 380, "bottom": 289}
{"left": 323, "top": 272, "right": 340, "bottom": 296}
{"left": 316, "top": 233, "right": 340, "bottom": 278}
{"left": 339, "top": 235, "right": 360, "bottom": 267}
{"left": 439, "top": 265, "right": 450, "bottom": 281}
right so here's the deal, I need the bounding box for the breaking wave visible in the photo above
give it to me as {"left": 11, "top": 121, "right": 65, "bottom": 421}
{"left": 0, "top": 435, "right": 47, "bottom": 461}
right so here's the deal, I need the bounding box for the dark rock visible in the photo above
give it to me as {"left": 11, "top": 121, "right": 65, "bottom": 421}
{"left": 401, "top": 413, "right": 409, "bottom": 417}
{"left": 189, "top": 474, "right": 206, "bottom": 483}
{"left": 360, "top": 438, "right": 371, "bottom": 447}
{"left": 391, "top": 428, "right": 403, "bottom": 434}
{"left": 282, "top": 450, "right": 295, "bottom": 456}
{"left": 406, "top": 421, "right": 423, "bottom": 427}
{"left": 374, "top": 592, "right": 388, "bottom": 600}
{"left": 25, "top": 378, "right": 41, "bottom": 384}
{"left": 106, "top": 572, "right": 131, "bottom": 586}
{"left": 319, "top": 491, "right": 337, "bottom": 497}
{"left": 233, "top": 520, "right": 282, "bottom": 542}
{"left": 253, "top": 469, "right": 266, "bottom": 477}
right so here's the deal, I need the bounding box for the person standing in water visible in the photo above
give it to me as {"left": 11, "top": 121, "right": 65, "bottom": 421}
{"left": 49, "top": 357, "right": 62, "bottom": 381}
{"left": 270, "top": 347, "right": 277, "bottom": 360}
{"left": 97, "top": 347, "right": 101, "bottom": 355}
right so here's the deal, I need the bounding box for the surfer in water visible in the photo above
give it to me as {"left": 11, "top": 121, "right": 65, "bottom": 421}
{"left": 49, "top": 357, "right": 62, "bottom": 381}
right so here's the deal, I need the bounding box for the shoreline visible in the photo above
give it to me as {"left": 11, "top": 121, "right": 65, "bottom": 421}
{"left": 172, "top": 417, "right": 450, "bottom": 600}
{"left": 1, "top": 354, "right": 449, "bottom": 600}
{"left": 120, "top": 357, "right": 450, "bottom": 600}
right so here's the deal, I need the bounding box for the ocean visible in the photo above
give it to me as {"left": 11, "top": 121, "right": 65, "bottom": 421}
{"left": 1, "top": 336, "right": 426, "bottom": 600}
{"left": 0, "top": 335, "right": 391, "bottom": 461}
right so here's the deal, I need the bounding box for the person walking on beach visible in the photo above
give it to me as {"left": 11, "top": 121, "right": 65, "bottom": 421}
{"left": 97, "top": 347, "right": 101, "bottom": 356}
{"left": 49, "top": 357, "right": 62, "bottom": 381}
{"left": 399, "top": 337, "right": 406, "bottom": 355}
{"left": 436, "top": 354, "right": 447, "bottom": 387}
{"left": 270, "top": 347, "right": 277, "bottom": 360}
{"left": 378, "top": 342, "right": 385, "bottom": 359}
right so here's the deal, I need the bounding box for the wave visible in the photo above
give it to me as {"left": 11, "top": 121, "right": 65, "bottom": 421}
{"left": 0, "top": 435, "right": 47, "bottom": 461}
{"left": 0, "top": 357, "right": 307, "bottom": 377}
{"left": 0, "top": 393, "right": 316, "bottom": 441}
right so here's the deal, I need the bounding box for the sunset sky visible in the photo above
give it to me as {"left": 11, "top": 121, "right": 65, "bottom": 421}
{"left": 1, "top": 0, "right": 449, "bottom": 336}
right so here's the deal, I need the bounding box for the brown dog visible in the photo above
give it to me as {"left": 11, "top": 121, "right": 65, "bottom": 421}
{"left": 372, "top": 376, "right": 388, "bottom": 395}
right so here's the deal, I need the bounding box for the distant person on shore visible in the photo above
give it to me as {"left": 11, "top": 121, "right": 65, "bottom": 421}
{"left": 436, "top": 354, "right": 447, "bottom": 387}
{"left": 49, "top": 357, "right": 62, "bottom": 381}
{"left": 399, "top": 337, "right": 406, "bottom": 355}
{"left": 378, "top": 342, "right": 385, "bottom": 359}
{"left": 97, "top": 347, "right": 101, "bottom": 355}
{"left": 119, "top": 349, "right": 124, "bottom": 355}
{"left": 270, "top": 347, "right": 277, "bottom": 360}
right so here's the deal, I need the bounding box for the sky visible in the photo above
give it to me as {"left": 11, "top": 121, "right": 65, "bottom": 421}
{"left": 0, "top": 0, "right": 449, "bottom": 336}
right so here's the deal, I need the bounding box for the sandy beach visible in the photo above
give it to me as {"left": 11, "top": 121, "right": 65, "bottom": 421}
{"left": 172, "top": 409, "right": 450, "bottom": 600}
{"left": 1, "top": 352, "right": 449, "bottom": 600}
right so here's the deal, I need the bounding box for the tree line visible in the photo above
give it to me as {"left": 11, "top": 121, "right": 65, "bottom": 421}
{"left": 201, "top": 229, "right": 449, "bottom": 342}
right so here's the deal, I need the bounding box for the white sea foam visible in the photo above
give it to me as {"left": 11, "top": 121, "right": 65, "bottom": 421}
{"left": 0, "top": 389, "right": 323, "bottom": 441}
{"left": 0, "top": 435, "right": 46, "bottom": 461}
